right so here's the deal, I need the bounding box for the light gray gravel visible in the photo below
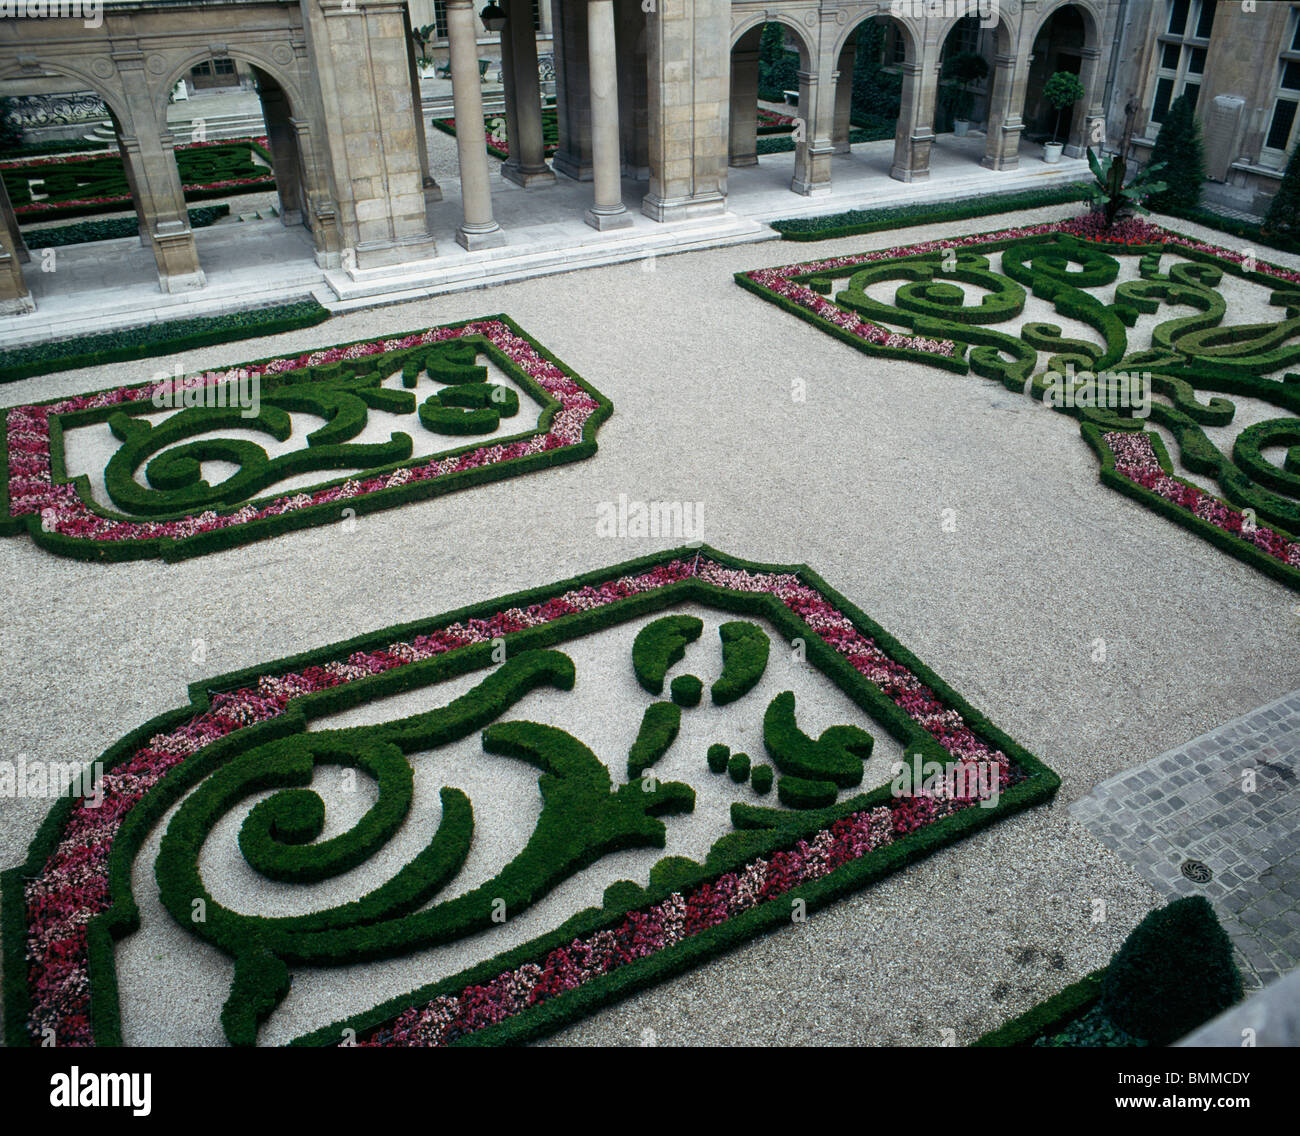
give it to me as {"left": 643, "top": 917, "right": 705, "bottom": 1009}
{"left": 2, "top": 201, "right": 1297, "bottom": 1046}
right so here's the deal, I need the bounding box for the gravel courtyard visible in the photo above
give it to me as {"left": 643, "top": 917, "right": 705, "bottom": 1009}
{"left": 2, "top": 201, "right": 1297, "bottom": 1046}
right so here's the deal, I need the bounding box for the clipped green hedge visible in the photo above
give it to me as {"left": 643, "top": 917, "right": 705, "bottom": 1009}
{"left": 770, "top": 183, "right": 1092, "bottom": 241}
{"left": 706, "top": 743, "right": 730, "bottom": 774}
{"left": 0, "top": 298, "right": 330, "bottom": 385}
{"left": 0, "top": 139, "right": 113, "bottom": 160}
{"left": 755, "top": 123, "right": 892, "bottom": 157}
{"left": 24, "top": 204, "right": 230, "bottom": 249}
{"left": 710, "top": 621, "right": 770, "bottom": 706}
{"left": 762, "top": 690, "right": 872, "bottom": 788}
{"left": 669, "top": 673, "right": 703, "bottom": 707}
{"left": 750, "top": 763, "right": 774, "bottom": 794}
{"left": 1102, "top": 896, "right": 1243, "bottom": 1045}
{"left": 627, "top": 700, "right": 682, "bottom": 778}
{"left": 632, "top": 614, "right": 704, "bottom": 695}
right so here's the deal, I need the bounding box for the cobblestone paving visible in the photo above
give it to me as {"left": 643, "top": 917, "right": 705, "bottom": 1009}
{"left": 1071, "top": 690, "right": 1300, "bottom": 990}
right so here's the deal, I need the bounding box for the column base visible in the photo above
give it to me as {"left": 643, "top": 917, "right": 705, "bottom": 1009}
{"left": 355, "top": 233, "right": 439, "bottom": 268}
{"left": 889, "top": 165, "right": 931, "bottom": 183}
{"left": 424, "top": 177, "right": 444, "bottom": 203}
{"left": 791, "top": 177, "right": 833, "bottom": 197}
{"left": 831, "top": 142, "right": 852, "bottom": 156}
{"left": 502, "top": 163, "right": 557, "bottom": 188}
{"left": 457, "top": 222, "right": 507, "bottom": 250}
{"left": 729, "top": 155, "right": 759, "bottom": 168}
{"left": 0, "top": 293, "right": 35, "bottom": 315}
{"left": 640, "top": 191, "right": 726, "bottom": 223}
{"left": 553, "top": 152, "right": 594, "bottom": 182}
{"left": 981, "top": 154, "right": 1020, "bottom": 171}
{"left": 585, "top": 204, "right": 633, "bottom": 231}
{"left": 279, "top": 209, "right": 305, "bottom": 226}
{"left": 159, "top": 269, "right": 207, "bottom": 293}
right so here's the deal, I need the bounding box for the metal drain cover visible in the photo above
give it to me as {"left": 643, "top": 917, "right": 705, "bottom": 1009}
{"left": 1181, "top": 859, "right": 1214, "bottom": 883}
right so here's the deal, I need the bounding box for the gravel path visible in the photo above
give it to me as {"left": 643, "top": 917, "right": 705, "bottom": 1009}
{"left": 2, "top": 202, "right": 1297, "bottom": 1046}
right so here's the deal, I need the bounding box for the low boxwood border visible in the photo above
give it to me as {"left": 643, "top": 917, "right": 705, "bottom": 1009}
{"left": 769, "top": 183, "right": 1093, "bottom": 242}
{"left": 23, "top": 204, "right": 231, "bottom": 250}
{"left": 970, "top": 969, "right": 1106, "bottom": 1046}
{"left": 0, "top": 297, "right": 329, "bottom": 385}
{"left": 2, "top": 545, "right": 1059, "bottom": 1048}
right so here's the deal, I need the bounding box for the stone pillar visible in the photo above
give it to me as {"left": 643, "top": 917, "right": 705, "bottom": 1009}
{"left": 615, "top": 3, "right": 649, "bottom": 180}
{"left": 107, "top": 110, "right": 150, "bottom": 247}
{"left": 0, "top": 221, "right": 34, "bottom": 315}
{"left": 642, "top": 0, "right": 729, "bottom": 222}
{"left": 585, "top": 0, "right": 630, "bottom": 229}
{"left": 891, "top": 56, "right": 938, "bottom": 182}
{"left": 1067, "top": 46, "right": 1104, "bottom": 158}
{"left": 449, "top": 0, "right": 507, "bottom": 248}
{"left": 982, "top": 52, "right": 1026, "bottom": 170}
{"left": 539, "top": 0, "right": 552, "bottom": 37}
{"left": 0, "top": 175, "right": 30, "bottom": 265}
{"left": 258, "top": 82, "right": 305, "bottom": 225}
{"left": 120, "top": 132, "right": 206, "bottom": 292}
{"left": 792, "top": 68, "right": 833, "bottom": 196}
{"left": 831, "top": 37, "right": 856, "bottom": 156}
{"left": 405, "top": 2, "right": 443, "bottom": 201}
{"left": 503, "top": 0, "right": 556, "bottom": 187}
{"left": 299, "top": 0, "right": 437, "bottom": 270}
{"left": 293, "top": 119, "right": 344, "bottom": 268}
{"left": 729, "top": 46, "right": 760, "bottom": 168}
{"left": 552, "top": 0, "right": 593, "bottom": 181}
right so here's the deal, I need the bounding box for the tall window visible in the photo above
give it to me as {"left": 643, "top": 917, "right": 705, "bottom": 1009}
{"left": 1150, "top": 0, "right": 1216, "bottom": 125}
{"left": 433, "top": 0, "right": 448, "bottom": 41}
{"left": 1263, "top": 8, "right": 1300, "bottom": 162}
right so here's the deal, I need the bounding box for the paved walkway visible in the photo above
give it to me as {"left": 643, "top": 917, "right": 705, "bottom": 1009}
{"left": 1071, "top": 690, "right": 1300, "bottom": 990}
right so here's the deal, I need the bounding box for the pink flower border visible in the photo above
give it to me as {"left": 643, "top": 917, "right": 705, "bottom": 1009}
{"left": 18, "top": 554, "right": 1025, "bottom": 1047}
{"left": 4, "top": 320, "right": 600, "bottom": 551}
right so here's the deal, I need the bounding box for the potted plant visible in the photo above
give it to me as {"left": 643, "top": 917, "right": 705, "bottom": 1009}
{"left": 940, "top": 51, "right": 989, "bottom": 136}
{"left": 1042, "top": 71, "right": 1085, "bottom": 162}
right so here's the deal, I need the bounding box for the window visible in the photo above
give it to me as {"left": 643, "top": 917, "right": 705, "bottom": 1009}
{"left": 1264, "top": 9, "right": 1300, "bottom": 163}
{"left": 532, "top": 0, "right": 542, "bottom": 32}
{"left": 434, "top": 0, "right": 448, "bottom": 41}
{"left": 1149, "top": 0, "right": 1215, "bottom": 125}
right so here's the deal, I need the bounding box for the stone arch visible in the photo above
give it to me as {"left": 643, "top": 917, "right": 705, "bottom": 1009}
{"left": 728, "top": 15, "right": 818, "bottom": 177}
{"left": 1026, "top": 0, "right": 1105, "bottom": 157}
{"left": 731, "top": 14, "right": 816, "bottom": 71}
{"left": 0, "top": 60, "right": 135, "bottom": 136}
{"left": 152, "top": 47, "right": 309, "bottom": 127}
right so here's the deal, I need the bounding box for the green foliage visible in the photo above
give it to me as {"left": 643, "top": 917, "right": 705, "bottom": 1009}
{"left": 971, "top": 970, "right": 1106, "bottom": 1046}
{"left": 1146, "top": 94, "right": 1205, "bottom": 212}
{"left": 0, "top": 98, "right": 23, "bottom": 150}
{"left": 0, "top": 299, "right": 329, "bottom": 385}
{"left": 1043, "top": 71, "right": 1085, "bottom": 142}
{"left": 710, "top": 621, "right": 771, "bottom": 706}
{"left": 1034, "top": 1003, "right": 1147, "bottom": 1047}
{"left": 632, "top": 615, "right": 704, "bottom": 695}
{"left": 1263, "top": 144, "right": 1300, "bottom": 240}
{"left": 24, "top": 204, "right": 230, "bottom": 250}
{"left": 755, "top": 124, "right": 891, "bottom": 156}
{"left": 727, "top": 753, "right": 751, "bottom": 783}
{"left": 770, "top": 183, "right": 1093, "bottom": 241}
{"left": 851, "top": 23, "right": 903, "bottom": 123}
{"left": 938, "top": 52, "right": 989, "bottom": 123}
{"left": 627, "top": 701, "right": 682, "bottom": 778}
{"left": 1101, "top": 896, "right": 1243, "bottom": 1045}
{"left": 750, "top": 764, "right": 774, "bottom": 794}
{"left": 762, "top": 690, "right": 872, "bottom": 786}
{"left": 0, "top": 139, "right": 112, "bottom": 160}
{"left": 758, "top": 23, "right": 801, "bottom": 104}
{"left": 670, "top": 673, "right": 703, "bottom": 708}
{"left": 706, "top": 743, "right": 730, "bottom": 774}
{"left": 1084, "top": 147, "right": 1167, "bottom": 227}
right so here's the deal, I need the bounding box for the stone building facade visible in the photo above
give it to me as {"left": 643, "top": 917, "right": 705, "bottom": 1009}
{"left": 0, "top": 0, "right": 1118, "bottom": 316}
{"left": 1104, "top": 0, "right": 1300, "bottom": 216}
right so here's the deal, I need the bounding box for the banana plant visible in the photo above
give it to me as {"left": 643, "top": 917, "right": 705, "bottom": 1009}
{"left": 1085, "top": 146, "right": 1168, "bottom": 228}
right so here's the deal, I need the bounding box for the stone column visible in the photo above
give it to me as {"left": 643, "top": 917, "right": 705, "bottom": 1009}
{"left": 982, "top": 52, "right": 1026, "bottom": 170}
{"left": 405, "top": 3, "right": 443, "bottom": 201}
{"left": 729, "top": 46, "right": 760, "bottom": 168}
{"left": 258, "top": 83, "right": 305, "bottom": 225}
{"left": 0, "top": 176, "right": 30, "bottom": 265}
{"left": 831, "top": 38, "right": 856, "bottom": 156}
{"left": 615, "top": 3, "right": 649, "bottom": 180}
{"left": 891, "top": 56, "right": 938, "bottom": 182}
{"left": 792, "top": 68, "right": 833, "bottom": 195}
{"left": 584, "top": 0, "right": 629, "bottom": 229}
{"left": 552, "top": 0, "right": 593, "bottom": 181}
{"left": 293, "top": 119, "right": 344, "bottom": 268}
{"left": 1067, "top": 46, "right": 1104, "bottom": 158}
{"left": 503, "top": 0, "right": 556, "bottom": 187}
{"left": 642, "top": 0, "right": 729, "bottom": 222}
{"left": 0, "top": 219, "right": 34, "bottom": 314}
{"left": 449, "top": 0, "right": 506, "bottom": 248}
{"left": 121, "top": 132, "right": 206, "bottom": 292}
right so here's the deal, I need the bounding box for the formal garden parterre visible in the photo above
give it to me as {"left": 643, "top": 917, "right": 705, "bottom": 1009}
{"left": 1, "top": 546, "right": 1059, "bottom": 1048}
{"left": 0, "top": 315, "right": 611, "bottom": 561}
{"left": 738, "top": 215, "right": 1300, "bottom": 591}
